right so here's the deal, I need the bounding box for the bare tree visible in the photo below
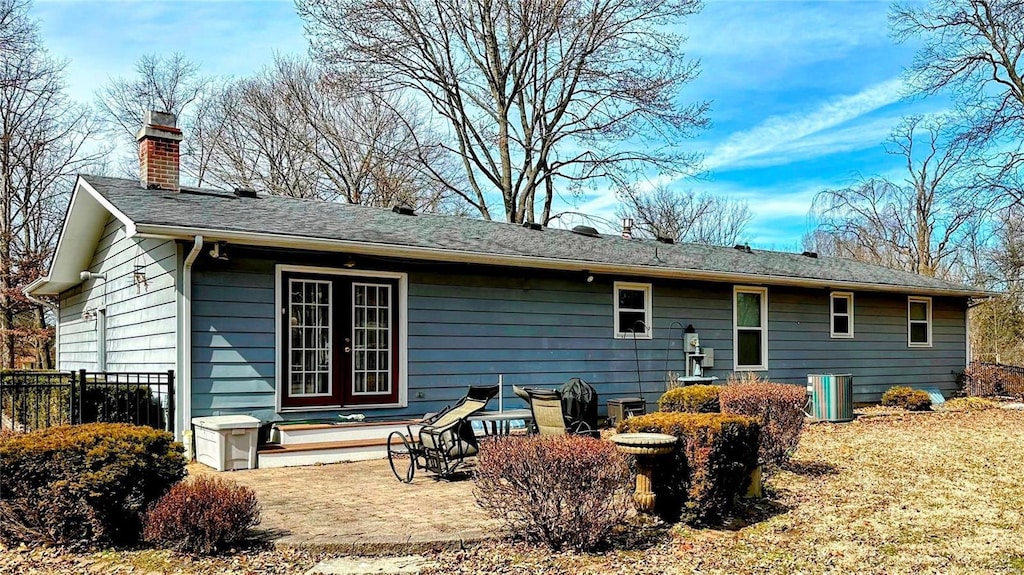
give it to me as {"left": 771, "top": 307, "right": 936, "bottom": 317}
{"left": 810, "top": 116, "right": 993, "bottom": 280}
{"left": 0, "top": 0, "right": 104, "bottom": 367}
{"left": 617, "top": 184, "right": 752, "bottom": 245}
{"left": 891, "top": 0, "right": 1024, "bottom": 204}
{"left": 95, "top": 53, "right": 213, "bottom": 184}
{"left": 298, "top": 0, "right": 709, "bottom": 224}
{"left": 200, "top": 57, "right": 463, "bottom": 212}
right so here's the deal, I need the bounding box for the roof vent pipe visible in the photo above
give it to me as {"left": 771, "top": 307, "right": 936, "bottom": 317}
{"left": 234, "top": 188, "right": 258, "bottom": 198}
{"left": 621, "top": 218, "right": 634, "bottom": 240}
{"left": 802, "top": 251, "right": 819, "bottom": 259}
{"left": 522, "top": 222, "right": 543, "bottom": 231}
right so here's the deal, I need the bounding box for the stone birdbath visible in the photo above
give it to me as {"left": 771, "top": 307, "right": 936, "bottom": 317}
{"left": 610, "top": 432, "right": 678, "bottom": 513}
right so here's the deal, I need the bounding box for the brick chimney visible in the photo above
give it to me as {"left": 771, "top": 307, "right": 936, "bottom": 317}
{"left": 136, "top": 110, "right": 182, "bottom": 191}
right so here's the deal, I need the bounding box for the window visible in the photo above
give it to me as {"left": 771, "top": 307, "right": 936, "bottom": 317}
{"left": 830, "top": 292, "right": 854, "bottom": 338}
{"left": 614, "top": 282, "right": 652, "bottom": 339}
{"left": 908, "top": 296, "right": 932, "bottom": 347}
{"left": 734, "top": 286, "right": 768, "bottom": 370}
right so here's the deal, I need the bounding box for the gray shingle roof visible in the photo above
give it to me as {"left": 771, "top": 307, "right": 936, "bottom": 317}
{"left": 83, "top": 175, "right": 987, "bottom": 297}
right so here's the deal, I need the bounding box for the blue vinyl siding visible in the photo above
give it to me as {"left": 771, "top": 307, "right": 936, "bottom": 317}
{"left": 190, "top": 250, "right": 968, "bottom": 421}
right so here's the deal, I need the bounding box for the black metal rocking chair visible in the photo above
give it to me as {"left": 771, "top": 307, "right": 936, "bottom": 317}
{"left": 386, "top": 385, "right": 498, "bottom": 482}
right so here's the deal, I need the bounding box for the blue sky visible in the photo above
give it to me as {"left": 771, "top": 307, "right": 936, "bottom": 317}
{"left": 33, "top": 0, "right": 946, "bottom": 248}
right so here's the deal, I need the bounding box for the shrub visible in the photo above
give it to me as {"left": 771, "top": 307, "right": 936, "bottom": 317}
{"left": 143, "top": 476, "right": 261, "bottom": 555}
{"left": 0, "top": 423, "right": 185, "bottom": 547}
{"left": 719, "top": 381, "right": 807, "bottom": 469}
{"left": 474, "top": 435, "right": 630, "bottom": 551}
{"left": 960, "top": 363, "right": 1024, "bottom": 398}
{"left": 617, "top": 412, "right": 759, "bottom": 524}
{"left": 940, "top": 397, "right": 997, "bottom": 412}
{"left": 80, "top": 384, "right": 167, "bottom": 429}
{"left": 881, "top": 386, "right": 932, "bottom": 411}
{"left": 659, "top": 384, "right": 721, "bottom": 413}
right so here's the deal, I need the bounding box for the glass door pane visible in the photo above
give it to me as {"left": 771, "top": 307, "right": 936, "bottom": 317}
{"left": 288, "top": 279, "right": 332, "bottom": 397}
{"left": 351, "top": 283, "right": 392, "bottom": 396}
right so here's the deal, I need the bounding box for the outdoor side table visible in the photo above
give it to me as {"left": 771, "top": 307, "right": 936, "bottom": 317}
{"left": 610, "top": 432, "right": 678, "bottom": 512}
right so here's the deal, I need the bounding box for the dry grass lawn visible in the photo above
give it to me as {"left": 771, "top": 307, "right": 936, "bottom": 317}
{"left": 430, "top": 408, "right": 1024, "bottom": 575}
{"left": 2, "top": 409, "right": 1023, "bottom": 574}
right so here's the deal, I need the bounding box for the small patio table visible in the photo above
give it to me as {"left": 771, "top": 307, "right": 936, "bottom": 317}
{"left": 469, "top": 409, "right": 533, "bottom": 436}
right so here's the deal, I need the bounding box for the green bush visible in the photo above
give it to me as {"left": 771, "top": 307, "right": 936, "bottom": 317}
{"left": 881, "top": 386, "right": 932, "bottom": 411}
{"left": 617, "top": 412, "right": 759, "bottom": 524}
{"left": 0, "top": 423, "right": 186, "bottom": 547}
{"left": 474, "top": 435, "right": 630, "bottom": 551}
{"left": 659, "top": 384, "right": 721, "bottom": 413}
{"left": 81, "top": 384, "right": 167, "bottom": 429}
{"left": 719, "top": 381, "right": 807, "bottom": 469}
{"left": 143, "top": 476, "right": 261, "bottom": 555}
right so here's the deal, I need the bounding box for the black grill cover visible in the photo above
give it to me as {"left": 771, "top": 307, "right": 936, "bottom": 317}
{"left": 559, "top": 377, "right": 598, "bottom": 432}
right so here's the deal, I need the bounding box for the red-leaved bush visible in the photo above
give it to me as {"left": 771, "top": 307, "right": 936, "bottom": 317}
{"left": 143, "top": 475, "right": 261, "bottom": 555}
{"left": 719, "top": 380, "right": 806, "bottom": 470}
{"left": 474, "top": 435, "right": 630, "bottom": 551}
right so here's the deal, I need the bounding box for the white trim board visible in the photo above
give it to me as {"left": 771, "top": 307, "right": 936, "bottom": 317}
{"left": 733, "top": 285, "right": 769, "bottom": 371}
{"left": 134, "top": 224, "right": 992, "bottom": 298}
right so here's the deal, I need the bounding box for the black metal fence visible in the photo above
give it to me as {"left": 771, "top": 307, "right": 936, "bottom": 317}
{"left": 963, "top": 362, "right": 1024, "bottom": 398}
{"left": 0, "top": 370, "right": 174, "bottom": 433}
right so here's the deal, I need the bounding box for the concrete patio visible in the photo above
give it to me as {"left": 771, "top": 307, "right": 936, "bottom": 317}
{"left": 189, "top": 458, "right": 501, "bottom": 553}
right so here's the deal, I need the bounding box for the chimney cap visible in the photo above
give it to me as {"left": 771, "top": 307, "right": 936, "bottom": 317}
{"left": 144, "top": 110, "right": 177, "bottom": 128}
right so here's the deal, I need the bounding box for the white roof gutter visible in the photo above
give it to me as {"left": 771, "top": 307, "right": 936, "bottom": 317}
{"left": 133, "top": 223, "right": 993, "bottom": 299}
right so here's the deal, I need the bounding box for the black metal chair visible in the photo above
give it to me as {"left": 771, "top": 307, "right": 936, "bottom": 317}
{"left": 387, "top": 385, "right": 498, "bottom": 482}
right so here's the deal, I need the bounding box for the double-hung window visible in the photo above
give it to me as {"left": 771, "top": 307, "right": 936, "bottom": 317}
{"left": 614, "top": 282, "right": 652, "bottom": 339}
{"left": 830, "top": 292, "right": 854, "bottom": 338}
{"left": 734, "top": 286, "right": 768, "bottom": 370}
{"left": 908, "top": 296, "right": 932, "bottom": 347}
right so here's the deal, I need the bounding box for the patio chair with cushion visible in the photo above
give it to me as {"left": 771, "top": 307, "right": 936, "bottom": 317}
{"left": 524, "top": 388, "right": 592, "bottom": 436}
{"left": 387, "top": 384, "right": 498, "bottom": 482}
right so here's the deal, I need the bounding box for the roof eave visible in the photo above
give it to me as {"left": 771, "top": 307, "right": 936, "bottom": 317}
{"left": 134, "top": 223, "right": 991, "bottom": 298}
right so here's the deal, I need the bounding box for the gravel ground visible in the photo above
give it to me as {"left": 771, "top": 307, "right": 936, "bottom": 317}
{"left": 3, "top": 408, "right": 1024, "bottom": 574}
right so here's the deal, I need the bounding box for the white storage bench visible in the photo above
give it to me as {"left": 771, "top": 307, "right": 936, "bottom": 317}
{"left": 192, "top": 415, "right": 261, "bottom": 471}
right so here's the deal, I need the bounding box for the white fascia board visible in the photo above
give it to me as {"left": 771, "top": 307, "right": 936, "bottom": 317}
{"left": 27, "top": 177, "right": 138, "bottom": 296}
{"left": 133, "top": 223, "right": 992, "bottom": 298}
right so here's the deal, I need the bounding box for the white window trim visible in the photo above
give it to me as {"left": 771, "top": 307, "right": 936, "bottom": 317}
{"left": 275, "top": 264, "right": 409, "bottom": 413}
{"left": 829, "top": 291, "right": 854, "bottom": 339}
{"left": 613, "top": 281, "right": 653, "bottom": 339}
{"left": 908, "top": 296, "right": 933, "bottom": 348}
{"left": 733, "top": 285, "right": 768, "bottom": 371}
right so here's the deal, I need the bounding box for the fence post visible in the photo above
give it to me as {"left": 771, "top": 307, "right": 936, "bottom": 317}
{"left": 167, "top": 370, "right": 175, "bottom": 435}
{"left": 69, "top": 370, "right": 77, "bottom": 425}
{"left": 78, "top": 369, "right": 87, "bottom": 425}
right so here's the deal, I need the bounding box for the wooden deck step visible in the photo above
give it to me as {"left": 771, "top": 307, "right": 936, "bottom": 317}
{"left": 257, "top": 437, "right": 391, "bottom": 468}
{"left": 276, "top": 419, "right": 420, "bottom": 446}
{"left": 275, "top": 419, "right": 421, "bottom": 433}
{"left": 258, "top": 438, "right": 388, "bottom": 454}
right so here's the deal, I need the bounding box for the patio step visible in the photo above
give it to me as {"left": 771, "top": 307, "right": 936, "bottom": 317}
{"left": 258, "top": 438, "right": 390, "bottom": 468}
{"left": 276, "top": 419, "right": 421, "bottom": 446}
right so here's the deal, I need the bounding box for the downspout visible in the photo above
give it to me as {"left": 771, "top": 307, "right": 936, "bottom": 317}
{"left": 182, "top": 236, "right": 203, "bottom": 440}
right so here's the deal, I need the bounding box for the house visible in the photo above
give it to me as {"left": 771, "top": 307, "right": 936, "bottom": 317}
{"left": 26, "top": 111, "right": 988, "bottom": 466}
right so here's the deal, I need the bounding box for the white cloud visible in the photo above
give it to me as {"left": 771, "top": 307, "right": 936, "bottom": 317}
{"left": 702, "top": 77, "right": 906, "bottom": 172}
